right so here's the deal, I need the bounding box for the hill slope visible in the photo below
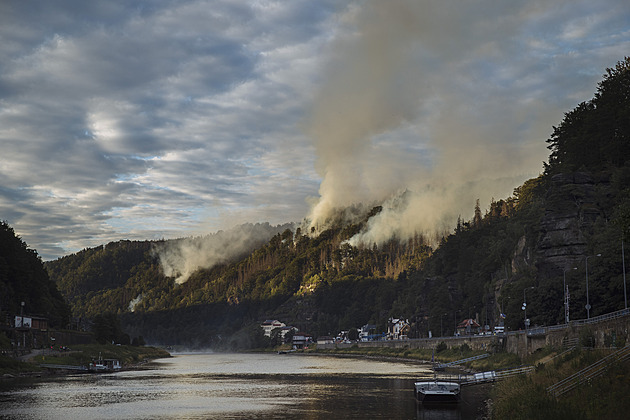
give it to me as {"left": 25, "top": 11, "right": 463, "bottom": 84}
{"left": 45, "top": 58, "right": 630, "bottom": 348}
{"left": 0, "top": 221, "right": 70, "bottom": 328}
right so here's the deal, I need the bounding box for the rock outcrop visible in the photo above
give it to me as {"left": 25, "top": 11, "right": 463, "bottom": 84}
{"left": 536, "top": 172, "right": 605, "bottom": 271}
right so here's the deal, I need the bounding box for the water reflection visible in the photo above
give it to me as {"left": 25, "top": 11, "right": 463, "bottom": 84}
{"left": 0, "top": 353, "right": 489, "bottom": 419}
{"left": 416, "top": 383, "right": 492, "bottom": 420}
{"left": 417, "top": 405, "right": 463, "bottom": 420}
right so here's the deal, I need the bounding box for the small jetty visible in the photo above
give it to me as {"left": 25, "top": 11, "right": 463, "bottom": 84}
{"left": 415, "top": 353, "right": 535, "bottom": 404}
{"left": 39, "top": 364, "right": 88, "bottom": 372}
{"left": 40, "top": 356, "right": 122, "bottom": 373}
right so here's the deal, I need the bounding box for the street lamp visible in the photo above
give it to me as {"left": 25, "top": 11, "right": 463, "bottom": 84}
{"left": 500, "top": 296, "right": 509, "bottom": 327}
{"left": 440, "top": 313, "right": 448, "bottom": 337}
{"left": 622, "top": 236, "right": 627, "bottom": 309}
{"left": 522, "top": 287, "right": 534, "bottom": 331}
{"left": 563, "top": 267, "right": 577, "bottom": 324}
{"left": 585, "top": 254, "right": 602, "bottom": 319}
{"left": 454, "top": 310, "right": 461, "bottom": 336}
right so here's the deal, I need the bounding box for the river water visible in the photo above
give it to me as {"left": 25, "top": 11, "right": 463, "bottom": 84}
{"left": 0, "top": 353, "right": 490, "bottom": 419}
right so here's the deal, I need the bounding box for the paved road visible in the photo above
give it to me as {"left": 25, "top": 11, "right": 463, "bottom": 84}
{"left": 18, "top": 348, "right": 45, "bottom": 361}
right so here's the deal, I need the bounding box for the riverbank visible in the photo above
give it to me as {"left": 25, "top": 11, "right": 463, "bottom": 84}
{"left": 1, "top": 344, "right": 170, "bottom": 379}
{"left": 489, "top": 346, "right": 630, "bottom": 419}
{"left": 310, "top": 343, "right": 523, "bottom": 372}
{"left": 304, "top": 343, "right": 630, "bottom": 419}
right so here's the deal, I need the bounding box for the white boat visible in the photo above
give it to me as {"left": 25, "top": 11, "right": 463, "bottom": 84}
{"left": 88, "top": 353, "right": 122, "bottom": 372}
{"left": 414, "top": 380, "right": 461, "bottom": 403}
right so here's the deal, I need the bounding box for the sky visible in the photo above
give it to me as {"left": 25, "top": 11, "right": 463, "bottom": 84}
{"left": 1, "top": 0, "right": 629, "bottom": 261}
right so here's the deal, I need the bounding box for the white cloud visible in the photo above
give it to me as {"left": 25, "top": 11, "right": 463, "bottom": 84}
{"left": 0, "top": 0, "right": 628, "bottom": 259}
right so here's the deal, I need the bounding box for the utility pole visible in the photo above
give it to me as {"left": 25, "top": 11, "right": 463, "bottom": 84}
{"left": 585, "top": 254, "right": 601, "bottom": 319}
{"left": 623, "top": 236, "right": 627, "bottom": 309}
{"left": 563, "top": 267, "right": 577, "bottom": 324}
{"left": 522, "top": 287, "right": 534, "bottom": 331}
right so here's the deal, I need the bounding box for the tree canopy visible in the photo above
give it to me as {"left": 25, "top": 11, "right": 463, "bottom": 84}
{"left": 0, "top": 221, "right": 71, "bottom": 327}
{"left": 546, "top": 57, "right": 630, "bottom": 174}
{"left": 41, "top": 58, "right": 630, "bottom": 348}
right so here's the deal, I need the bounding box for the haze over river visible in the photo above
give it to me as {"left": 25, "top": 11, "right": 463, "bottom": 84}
{"left": 0, "top": 353, "right": 489, "bottom": 419}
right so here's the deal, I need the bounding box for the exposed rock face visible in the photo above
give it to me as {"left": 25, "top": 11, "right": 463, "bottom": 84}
{"left": 536, "top": 172, "right": 604, "bottom": 271}
{"left": 511, "top": 235, "right": 531, "bottom": 274}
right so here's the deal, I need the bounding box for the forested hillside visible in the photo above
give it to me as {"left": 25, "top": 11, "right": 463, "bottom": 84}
{"left": 45, "top": 58, "right": 630, "bottom": 349}
{"left": 0, "top": 221, "right": 70, "bottom": 328}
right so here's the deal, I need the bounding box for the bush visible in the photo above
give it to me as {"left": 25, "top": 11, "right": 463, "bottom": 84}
{"left": 579, "top": 328, "right": 595, "bottom": 348}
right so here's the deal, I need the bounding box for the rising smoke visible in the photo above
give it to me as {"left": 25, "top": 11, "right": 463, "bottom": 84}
{"left": 305, "top": 0, "right": 550, "bottom": 246}
{"left": 155, "top": 222, "right": 292, "bottom": 284}
{"left": 155, "top": 1, "right": 555, "bottom": 283}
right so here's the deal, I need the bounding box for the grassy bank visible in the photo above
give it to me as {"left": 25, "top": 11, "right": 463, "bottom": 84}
{"left": 1, "top": 344, "right": 170, "bottom": 376}
{"left": 314, "top": 343, "right": 522, "bottom": 370}
{"left": 490, "top": 347, "right": 630, "bottom": 420}
{"left": 33, "top": 344, "right": 171, "bottom": 366}
{"left": 0, "top": 355, "right": 42, "bottom": 376}
{"left": 314, "top": 343, "right": 630, "bottom": 419}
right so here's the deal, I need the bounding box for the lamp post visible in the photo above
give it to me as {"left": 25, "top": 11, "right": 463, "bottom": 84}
{"left": 585, "top": 254, "right": 602, "bottom": 319}
{"left": 440, "top": 313, "right": 448, "bottom": 337}
{"left": 563, "top": 267, "right": 577, "bottom": 324}
{"left": 623, "top": 236, "right": 627, "bottom": 309}
{"left": 522, "top": 287, "right": 534, "bottom": 331}
{"left": 454, "top": 310, "right": 461, "bottom": 336}
{"left": 500, "top": 296, "right": 509, "bottom": 327}
{"left": 20, "top": 301, "right": 25, "bottom": 348}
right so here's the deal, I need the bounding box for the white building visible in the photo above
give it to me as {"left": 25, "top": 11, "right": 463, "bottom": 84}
{"left": 387, "top": 318, "right": 410, "bottom": 340}
{"left": 261, "top": 320, "right": 285, "bottom": 337}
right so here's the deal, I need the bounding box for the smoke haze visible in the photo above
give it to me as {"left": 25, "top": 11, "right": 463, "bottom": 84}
{"left": 148, "top": 0, "right": 620, "bottom": 281}
{"left": 155, "top": 223, "right": 292, "bottom": 284}
{"left": 306, "top": 0, "right": 556, "bottom": 245}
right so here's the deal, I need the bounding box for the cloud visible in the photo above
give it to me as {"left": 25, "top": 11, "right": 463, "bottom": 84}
{"left": 305, "top": 0, "right": 630, "bottom": 246}
{"left": 0, "top": 0, "right": 333, "bottom": 259}
{"left": 0, "top": 0, "right": 628, "bottom": 260}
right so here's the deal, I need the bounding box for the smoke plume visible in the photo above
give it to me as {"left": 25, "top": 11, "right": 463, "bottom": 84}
{"left": 155, "top": 223, "right": 292, "bottom": 284}
{"left": 306, "top": 0, "right": 550, "bottom": 245}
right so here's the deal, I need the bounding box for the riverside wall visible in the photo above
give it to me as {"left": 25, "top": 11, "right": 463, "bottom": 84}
{"left": 318, "top": 309, "right": 630, "bottom": 360}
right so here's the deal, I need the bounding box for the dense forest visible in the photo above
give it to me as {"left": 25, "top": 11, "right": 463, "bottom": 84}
{"left": 34, "top": 57, "right": 630, "bottom": 348}
{"left": 0, "top": 221, "right": 71, "bottom": 328}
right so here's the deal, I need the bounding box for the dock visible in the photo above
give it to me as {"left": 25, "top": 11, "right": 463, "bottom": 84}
{"left": 40, "top": 364, "right": 88, "bottom": 372}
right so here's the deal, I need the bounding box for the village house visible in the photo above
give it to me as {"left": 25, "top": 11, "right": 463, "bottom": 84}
{"left": 456, "top": 318, "right": 481, "bottom": 336}
{"left": 260, "top": 320, "right": 298, "bottom": 343}
{"left": 261, "top": 320, "right": 285, "bottom": 337}
{"left": 387, "top": 318, "right": 410, "bottom": 340}
{"left": 291, "top": 332, "right": 312, "bottom": 349}
{"left": 316, "top": 336, "right": 334, "bottom": 346}
{"left": 359, "top": 324, "right": 377, "bottom": 341}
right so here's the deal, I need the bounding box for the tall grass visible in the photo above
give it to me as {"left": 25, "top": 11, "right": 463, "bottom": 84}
{"left": 490, "top": 347, "right": 630, "bottom": 419}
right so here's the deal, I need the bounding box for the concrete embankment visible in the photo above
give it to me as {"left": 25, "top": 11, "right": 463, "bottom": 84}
{"left": 319, "top": 309, "right": 630, "bottom": 359}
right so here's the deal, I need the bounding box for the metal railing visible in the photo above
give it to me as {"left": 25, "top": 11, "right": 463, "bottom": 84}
{"left": 494, "top": 365, "right": 535, "bottom": 378}
{"left": 435, "top": 353, "right": 490, "bottom": 369}
{"left": 322, "top": 307, "right": 630, "bottom": 349}
{"left": 546, "top": 344, "right": 630, "bottom": 398}
{"left": 519, "top": 308, "right": 630, "bottom": 337}
{"left": 460, "top": 365, "right": 534, "bottom": 386}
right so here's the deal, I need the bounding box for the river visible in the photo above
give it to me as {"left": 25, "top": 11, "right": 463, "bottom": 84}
{"left": 0, "top": 352, "right": 490, "bottom": 419}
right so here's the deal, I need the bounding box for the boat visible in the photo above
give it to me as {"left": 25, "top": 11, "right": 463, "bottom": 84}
{"left": 414, "top": 379, "right": 461, "bottom": 403}
{"left": 87, "top": 353, "right": 122, "bottom": 372}
{"left": 414, "top": 345, "right": 461, "bottom": 403}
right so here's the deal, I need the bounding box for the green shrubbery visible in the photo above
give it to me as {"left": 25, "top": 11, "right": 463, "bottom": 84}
{"left": 490, "top": 347, "right": 630, "bottom": 419}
